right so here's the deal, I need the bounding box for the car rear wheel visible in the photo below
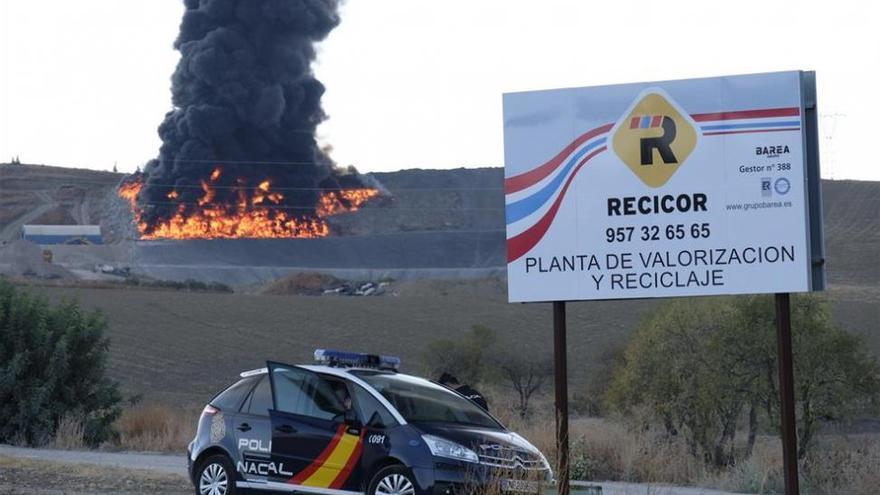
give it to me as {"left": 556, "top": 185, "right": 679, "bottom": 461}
{"left": 196, "top": 454, "right": 236, "bottom": 495}
{"left": 368, "top": 465, "right": 417, "bottom": 495}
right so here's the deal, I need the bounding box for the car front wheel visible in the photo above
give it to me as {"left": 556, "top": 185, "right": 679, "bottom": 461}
{"left": 368, "top": 465, "right": 418, "bottom": 495}
{"left": 195, "top": 454, "right": 236, "bottom": 495}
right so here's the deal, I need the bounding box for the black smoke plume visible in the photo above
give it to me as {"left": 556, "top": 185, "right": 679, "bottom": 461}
{"left": 132, "top": 0, "right": 365, "bottom": 232}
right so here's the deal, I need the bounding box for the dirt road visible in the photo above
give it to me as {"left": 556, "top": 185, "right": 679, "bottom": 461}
{"left": 0, "top": 445, "right": 751, "bottom": 495}
{"left": 0, "top": 445, "right": 185, "bottom": 476}
{"left": 0, "top": 452, "right": 189, "bottom": 495}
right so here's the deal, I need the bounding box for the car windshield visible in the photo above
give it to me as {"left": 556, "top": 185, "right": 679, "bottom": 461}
{"left": 352, "top": 371, "right": 501, "bottom": 429}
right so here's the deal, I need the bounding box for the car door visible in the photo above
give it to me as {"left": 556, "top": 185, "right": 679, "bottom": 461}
{"left": 267, "top": 362, "right": 364, "bottom": 491}
{"left": 348, "top": 382, "right": 398, "bottom": 488}
{"left": 232, "top": 375, "right": 274, "bottom": 484}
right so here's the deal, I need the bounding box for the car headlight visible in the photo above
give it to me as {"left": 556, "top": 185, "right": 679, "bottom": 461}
{"left": 421, "top": 434, "right": 479, "bottom": 463}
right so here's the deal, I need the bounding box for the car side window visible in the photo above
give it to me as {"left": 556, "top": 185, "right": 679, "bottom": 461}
{"left": 211, "top": 376, "right": 258, "bottom": 412}
{"left": 246, "top": 376, "right": 272, "bottom": 417}
{"left": 272, "top": 368, "right": 346, "bottom": 421}
{"left": 351, "top": 383, "right": 396, "bottom": 427}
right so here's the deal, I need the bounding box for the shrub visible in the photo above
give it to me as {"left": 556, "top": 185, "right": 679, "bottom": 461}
{"left": 115, "top": 404, "right": 196, "bottom": 452}
{"left": 0, "top": 280, "right": 122, "bottom": 446}
{"left": 422, "top": 324, "right": 497, "bottom": 385}
{"left": 606, "top": 294, "right": 880, "bottom": 467}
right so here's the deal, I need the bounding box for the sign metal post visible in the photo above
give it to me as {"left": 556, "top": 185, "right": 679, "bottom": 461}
{"left": 775, "top": 293, "right": 800, "bottom": 495}
{"left": 553, "top": 301, "right": 570, "bottom": 495}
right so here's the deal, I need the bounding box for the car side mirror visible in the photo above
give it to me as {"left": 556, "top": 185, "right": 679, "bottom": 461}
{"left": 367, "top": 411, "right": 385, "bottom": 429}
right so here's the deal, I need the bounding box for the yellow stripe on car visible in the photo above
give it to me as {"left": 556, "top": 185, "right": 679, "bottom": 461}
{"left": 300, "top": 432, "right": 361, "bottom": 487}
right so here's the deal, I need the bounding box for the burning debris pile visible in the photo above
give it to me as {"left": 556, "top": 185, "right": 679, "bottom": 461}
{"left": 119, "top": 0, "right": 380, "bottom": 240}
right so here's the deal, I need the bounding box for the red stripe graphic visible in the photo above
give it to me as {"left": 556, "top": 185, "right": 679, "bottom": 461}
{"left": 703, "top": 127, "right": 800, "bottom": 136}
{"left": 289, "top": 425, "right": 346, "bottom": 484}
{"left": 504, "top": 108, "right": 798, "bottom": 196}
{"left": 650, "top": 115, "right": 662, "bottom": 127}
{"left": 329, "top": 431, "right": 365, "bottom": 489}
{"left": 504, "top": 124, "right": 613, "bottom": 195}
{"left": 506, "top": 146, "right": 607, "bottom": 263}
{"left": 690, "top": 107, "right": 799, "bottom": 122}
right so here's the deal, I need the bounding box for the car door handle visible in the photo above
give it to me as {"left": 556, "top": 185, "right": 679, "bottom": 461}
{"left": 275, "top": 424, "right": 296, "bottom": 434}
{"left": 237, "top": 423, "right": 251, "bottom": 432}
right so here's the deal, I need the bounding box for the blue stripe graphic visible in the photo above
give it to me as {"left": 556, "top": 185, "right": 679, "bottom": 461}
{"left": 505, "top": 137, "right": 606, "bottom": 225}
{"left": 640, "top": 116, "right": 651, "bottom": 128}
{"left": 700, "top": 120, "right": 801, "bottom": 131}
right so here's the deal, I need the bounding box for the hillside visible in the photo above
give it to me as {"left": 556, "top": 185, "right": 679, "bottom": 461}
{"left": 821, "top": 180, "right": 880, "bottom": 286}
{"left": 0, "top": 163, "right": 121, "bottom": 241}
{"left": 1, "top": 163, "right": 877, "bottom": 287}
{"left": 1, "top": 162, "right": 877, "bottom": 405}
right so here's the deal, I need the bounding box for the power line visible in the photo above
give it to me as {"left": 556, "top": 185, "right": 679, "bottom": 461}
{"left": 134, "top": 201, "right": 505, "bottom": 211}
{"left": 1, "top": 177, "right": 505, "bottom": 192}
{"left": 134, "top": 183, "right": 503, "bottom": 192}
{"left": 143, "top": 157, "right": 328, "bottom": 166}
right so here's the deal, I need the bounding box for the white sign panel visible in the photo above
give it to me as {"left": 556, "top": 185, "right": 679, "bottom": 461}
{"left": 503, "top": 71, "right": 818, "bottom": 303}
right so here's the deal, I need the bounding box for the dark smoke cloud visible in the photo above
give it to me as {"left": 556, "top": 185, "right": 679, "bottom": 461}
{"left": 136, "top": 0, "right": 363, "bottom": 229}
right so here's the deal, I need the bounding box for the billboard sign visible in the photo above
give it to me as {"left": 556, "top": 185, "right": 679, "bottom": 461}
{"left": 503, "top": 71, "right": 823, "bottom": 303}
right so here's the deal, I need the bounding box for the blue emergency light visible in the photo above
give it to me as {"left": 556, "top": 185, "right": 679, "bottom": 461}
{"left": 314, "top": 349, "right": 401, "bottom": 371}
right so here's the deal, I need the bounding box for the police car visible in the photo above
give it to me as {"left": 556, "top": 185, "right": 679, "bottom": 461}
{"left": 187, "top": 350, "right": 552, "bottom": 495}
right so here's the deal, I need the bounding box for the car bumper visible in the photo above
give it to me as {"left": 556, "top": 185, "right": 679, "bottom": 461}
{"left": 412, "top": 462, "right": 550, "bottom": 495}
{"left": 186, "top": 443, "right": 195, "bottom": 483}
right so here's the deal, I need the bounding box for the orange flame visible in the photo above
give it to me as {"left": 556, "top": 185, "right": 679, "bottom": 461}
{"left": 197, "top": 180, "right": 216, "bottom": 206}
{"left": 117, "top": 174, "right": 378, "bottom": 240}
{"left": 317, "top": 189, "right": 381, "bottom": 217}
{"left": 118, "top": 181, "right": 142, "bottom": 211}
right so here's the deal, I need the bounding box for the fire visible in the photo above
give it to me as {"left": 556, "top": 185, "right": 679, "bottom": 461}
{"left": 118, "top": 181, "right": 142, "bottom": 210}
{"left": 118, "top": 172, "right": 378, "bottom": 240}
{"left": 317, "top": 189, "right": 381, "bottom": 217}
{"left": 253, "top": 180, "right": 283, "bottom": 205}
{"left": 197, "top": 180, "right": 216, "bottom": 206}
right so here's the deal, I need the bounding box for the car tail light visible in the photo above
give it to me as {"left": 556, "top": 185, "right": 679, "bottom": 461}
{"left": 202, "top": 404, "right": 219, "bottom": 417}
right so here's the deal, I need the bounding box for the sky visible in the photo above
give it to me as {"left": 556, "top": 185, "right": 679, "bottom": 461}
{"left": 1, "top": 0, "right": 878, "bottom": 180}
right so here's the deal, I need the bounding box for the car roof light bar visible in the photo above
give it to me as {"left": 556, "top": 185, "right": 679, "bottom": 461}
{"left": 314, "top": 349, "right": 401, "bottom": 371}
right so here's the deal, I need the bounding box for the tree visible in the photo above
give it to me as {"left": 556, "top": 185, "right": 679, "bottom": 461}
{"left": 605, "top": 297, "right": 740, "bottom": 466}
{"left": 606, "top": 294, "right": 880, "bottom": 467}
{"left": 422, "top": 325, "right": 497, "bottom": 385}
{"left": 732, "top": 295, "right": 880, "bottom": 459}
{"left": 0, "top": 280, "right": 122, "bottom": 446}
{"left": 492, "top": 349, "right": 552, "bottom": 419}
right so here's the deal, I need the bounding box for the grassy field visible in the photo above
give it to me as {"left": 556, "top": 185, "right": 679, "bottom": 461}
{"left": 23, "top": 278, "right": 878, "bottom": 408}
{"left": 9, "top": 276, "right": 880, "bottom": 495}
{"left": 25, "top": 278, "right": 656, "bottom": 405}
